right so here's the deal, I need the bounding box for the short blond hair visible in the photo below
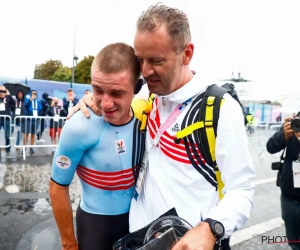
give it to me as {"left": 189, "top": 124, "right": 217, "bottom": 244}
{"left": 92, "top": 43, "right": 140, "bottom": 87}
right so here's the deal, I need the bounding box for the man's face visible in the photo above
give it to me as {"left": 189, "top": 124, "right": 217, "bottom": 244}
{"left": 0, "top": 87, "right": 6, "bottom": 98}
{"left": 134, "top": 24, "right": 186, "bottom": 96}
{"left": 91, "top": 70, "right": 134, "bottom": 125}
{"left": 17, "top": 92, "right": 23, "bottom": 99}
{"left": 68, "top": 91, "right": 74, "bottom": 98}
{"left": 85, "top": 90, "right": 90, "bottom": 95}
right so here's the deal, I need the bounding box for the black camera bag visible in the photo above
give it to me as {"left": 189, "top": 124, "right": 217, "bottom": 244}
{"left": 271, "top": 148, "right": 286, "bottom": 187}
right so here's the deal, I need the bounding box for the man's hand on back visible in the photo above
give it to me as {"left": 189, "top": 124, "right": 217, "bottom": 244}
{"left": 66, "top": 93, "right": 101, "bottom": 120}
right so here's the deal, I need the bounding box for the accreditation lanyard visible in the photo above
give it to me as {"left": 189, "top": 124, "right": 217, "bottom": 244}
{"left": 32, "top": 100, "right": 38, "bottom": 117}
{"left": 133, "top": 97, "right": 192, "bottom": 200}
{"left": 54, "top": 106, "right": 60, "bottom": 122}
{"left": 15, "top": 100, "right": 22, "bottom": 115}
{"left": 31, "top": 100, "right": 37, "bottom": 109}
{"left": 0, "top": 98, "right": 6, "bottom": 111}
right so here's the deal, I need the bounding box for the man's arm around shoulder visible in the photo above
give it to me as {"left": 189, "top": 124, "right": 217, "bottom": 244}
{"left": 49, "top": 180, "right": 78, "bottom": 250}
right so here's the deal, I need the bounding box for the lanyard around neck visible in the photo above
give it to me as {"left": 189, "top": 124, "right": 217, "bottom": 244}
{"left": 54, "top": 106, "right": 60, "bottom": 114}
{"left": 31, "top": 100, "right": 37, "bottom": 110}
{"left": 151, "top": 98, "right": 192, "bottom": 146}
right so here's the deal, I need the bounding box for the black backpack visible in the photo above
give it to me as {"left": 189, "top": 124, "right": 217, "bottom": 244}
{"left": 173, "top": 83, "right": 247, "bottom": 200}
{"left": 137, "top": 82, "right": 246, "bottom": 200}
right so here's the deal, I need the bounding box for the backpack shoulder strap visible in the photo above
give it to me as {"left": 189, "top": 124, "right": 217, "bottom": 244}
{"left": 199, "top": 84, "right": 227, "bottom": 200}
{"left": 131, "top": 93, "right": 155, "bottom": 131}
{"left": 140, "top": 93, "right": 155, "bottom": 131}
{"left": 201, "top": 84, "right": 228, "bottom": 136}
{"left": 221, "top": 83, "right": 248, "bottom": 126}
{"left": 199, "top": 84, "right": 227, "bottom": 161}
{"left": 175, "top": 84, "right": 227, "bottom": 200}
{"left": 131, "top": 93, "right": 155, "bottom": 181}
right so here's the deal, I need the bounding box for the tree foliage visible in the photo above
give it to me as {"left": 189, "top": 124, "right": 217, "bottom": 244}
{"left": 33, "top": 56, "right": 94, "bottom": 84}
{"left": 33, "top": 60, "right": 62, "bottom": 80}
{"left": 74, "top": 55, "right": 94, "bottom": 84}
{"left": 52, "top": 66, "right": 72, "bottom": 82}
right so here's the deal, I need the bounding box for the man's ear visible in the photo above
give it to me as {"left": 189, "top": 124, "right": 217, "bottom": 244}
{"left": 182, "top": 43, "right": 194, "bottom": 65}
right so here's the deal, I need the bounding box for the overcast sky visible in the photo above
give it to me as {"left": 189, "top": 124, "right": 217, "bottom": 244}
{"left": 1, "top": 0, "right": 300, "bottom": 100}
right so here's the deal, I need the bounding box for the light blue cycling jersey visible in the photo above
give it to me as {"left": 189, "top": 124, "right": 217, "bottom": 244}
{"left": 51, "top": 110, "right": 145, "bottom": 215}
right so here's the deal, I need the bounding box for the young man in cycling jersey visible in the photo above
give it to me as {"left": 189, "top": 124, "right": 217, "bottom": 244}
{"left": 49, "top": 42, "right": 145, "bottom": 250}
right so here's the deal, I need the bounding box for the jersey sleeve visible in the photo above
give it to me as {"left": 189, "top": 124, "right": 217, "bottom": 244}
{"left": 51, "top": 110, "right": 102, "bottom": 186}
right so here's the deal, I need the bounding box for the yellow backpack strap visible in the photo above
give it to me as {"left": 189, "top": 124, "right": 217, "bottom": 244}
{"left": 175, "top": 84, "right": 228, "bottom": 200}
{"left": 140, "top": 93, "right": 155, "bottom": 131}
{"left": 204, "top": 97, "right": 225, "bottom": 200}
{"left": 130, "top": 93, "right": 154, "bottom": 182}
{"left": 131, "top": 93, "right": 155, "bottom": 131}
{"left": 175, "top": 121, "right": 205, "bottom": 141}
{"left": 200, "top": 85, "right": 229, "bottom": 200}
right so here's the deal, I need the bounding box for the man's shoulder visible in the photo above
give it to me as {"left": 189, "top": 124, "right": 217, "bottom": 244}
{"left": 69, "top": 109, "right": 104, "bottom": 126}
{"left": 41, "top": 99, "right": 48, "bottom": 105}
{"left": 63, "top": 111, "right": 104, "bottom": 141}
{"left": 7, "top": 95, "right": 15, "bottom": 102}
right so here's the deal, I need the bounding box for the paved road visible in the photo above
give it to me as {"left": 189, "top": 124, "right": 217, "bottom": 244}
{"left": 0, "top": 153, "right": 80, "bottom": 250}
{"left": 0, "top": 132, "right": 293, "bottom": 250}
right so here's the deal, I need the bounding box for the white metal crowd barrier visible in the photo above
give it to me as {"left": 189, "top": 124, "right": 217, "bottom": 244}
{"left": 14, "top": 115, "right": 67, "bottom": 159}
{"left": 246, "top": 123, "right": 282, "bottom": 158}
{"left": 0, "top": 115, "right": 66, "bottom": 160}
{"left": 0, "top": 115, "right": 12, "bottom": 151}
{"left": 0, "top": 115, "right": 284, "bottom": 160}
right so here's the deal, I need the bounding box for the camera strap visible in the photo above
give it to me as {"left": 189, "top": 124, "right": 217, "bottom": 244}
{"left": 280, "top": 147, "right": 286, "bottom": 162}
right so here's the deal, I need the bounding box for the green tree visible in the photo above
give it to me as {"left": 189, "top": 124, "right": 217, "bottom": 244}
{"left": 33, "top": 60, "right": 62, "bottom": 80}
{"left": 74, "top": 55, "right": 94, "bottom": 84}
{"left": 52, "top": 66, "right": 72, "bottom": 82}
